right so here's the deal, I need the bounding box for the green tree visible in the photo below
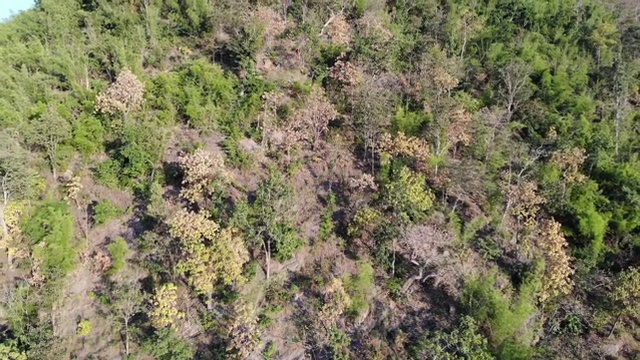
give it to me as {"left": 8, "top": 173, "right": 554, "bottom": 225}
{"left": 382, "top": 166, "right": 434, "bottom": 223}
{"left": 21, "top": 106, "right": 71, "bottom": 180}
{"left": 109, "top": 275, "right": 146, "bottom": 356}
{"left": 412, "top": 316, "right": 494, "bottom": 360}
{"left": 235, "top": 168, "right": 302, "bottom": 279}
{"left": 117, "top": 121, "right": 168, "bottom": 184}
{"left": 0, "top": 132, "right": 38, "bottom": 236}
{"left": 23, "top": 201, "right": 76, "bottom": 279}
{"left": 143, "top": 328, "right": 193, "bottom": 360}
{"left": 169, "top": 209, "right": 249, "bottom": 309}
{"left": 107, "top": 237, "right": 129, "bottom": 275}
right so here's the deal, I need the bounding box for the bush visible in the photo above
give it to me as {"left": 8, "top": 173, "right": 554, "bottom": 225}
{"left": 72, "top": 115, "right": 104, "bottom": 155}
{"left": 143, "top": 329, "right": 193, "bottom": 360}
{"left": 22, "top": 201, "right": 76, "bottom": 279}
{"left": 461, "top": 273, "right": 539, "bottom": 359}
{"left": 117, "top": 122, "right": 167, "bottom": 184}
{"left": 382, "top": 166, "right": 434, "bottom": 223}
{"left": 173, "top": 60, "right": 238, "bottom": 128}
{"left": 412, "top": 316, "right": 494, "bottom": 359}
{"left": 262, "top": 341, "right": 278, "bottom": 360}
{"left": 93, "top": 200, "right": 124, "bottom": 225}
{"left": 76, "top": 319, "right": 92, "bottom": 337}
{"left": 344, "top": 261, "right": 375, "bottom": 318}
{"left": 372, "top": 222, "right": 400, "bottom": 272}
{"left": 94, "top": 159, "right": 121, "bottom": 189}
{"left": 107, "top": 237, "right": 129, "bottom": 275}
{"left": 223, "top": 138, "right": 254, "bottom": 170}
{"left": 319, "top": 193, "right": 337, "bottom": 241}
{"left": 272, "top": 223, "right": 304, "bottom": 262}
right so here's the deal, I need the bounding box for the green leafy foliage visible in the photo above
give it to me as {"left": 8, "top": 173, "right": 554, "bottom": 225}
{"left": 1, "top": 0, "right": 640, "bottom": 358}
{"left": 381, "top": 166, "right": 434, "bottom": 223}
{"left": 461, "top": 273, "right": 540, "bottom": 359}
{"left": 0, "top": 340, "right": 27, "bottom": 360}
{"left": 412, "top": 316, "right": 494, "bottom": 360}
{"left": 319, "top": 193, "right": 337, "bottom": 241}
{"left": 343, "top": 261, "right": 375, "bottom": 318}
{"left": 117, "top": 122, "right": 167, "bottom": 184}
{"left": 72, "top": 115, "right": 105, "bottom": 155}
{"left": 22, "top": 201, "right": 76, "bottom": 279}
{"left": 170, "top": 60, "right": 238, "bottom": 129}
{"left": 107, "top": 237, "right": 129, "bottom": 275}
{"left": 235, "top": 167, "right": 304, "bottom": 264}
{"left": 143, "top": 329, "right": 193, "bottom": 360}
{"left": 93, "top": 200, "right": 124, "bottom": 225}
{"left": 94, "top": 159, "right": 121, "bottom": 189}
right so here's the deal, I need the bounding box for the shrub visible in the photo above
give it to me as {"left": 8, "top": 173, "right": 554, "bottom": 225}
{"left": 412, "top": 316, "right": 494, "bottom": 359}
{"left": 72, "top": 115, "right": 105, "bottom": 155}
{"left": 143, "top": 329, "right": 193, "bottom": 360}
{"left": 612, "top": 267, "right": 640, "bottom": 322}
{"left": 107, "top": 237, "right": 129, "bottom": 275}
{"left": 0, "top": 340, "right": 26, "bottom": 360}
{"left": 117, "top": 122, "right": 167, "bottom": 183}
{"left": 382, "top": 166, "right": 434, "bottom": 223}
{"left": 76, "top": 319, "right": 92, "bottom": 337}
{"left": 461, "top": 273, "right": 539, "bottom": 359}
{"left": 371, "top": 222, "right": 400, "bottom": 272}
{"left": 23, "top": 201, "right": 76, "bottom": 279}
{"left": 94, "top": 159, "right": 121, "bottom": 189}
{"left": 344, "top": 261, "right": 375, "bottom": 318}
{"left": 328, "top": 327, "right": 351, "bottom": 360}
{"left": 319, "top": 193, "right": 337, "bottom": 241}
{"left": 262, "top": 341, "right": 278, "bottom": 360}
{"left": 173, "top": 60, "right": 238, "bottom": 128}
{"left": 93, "top": 200, "right": 124, "bottom": 225}
{"left": 272, "top": 223, "right": 304, "bottom": 262}
{"left": 223, "top": 138, "right": 254, "bottom": 170}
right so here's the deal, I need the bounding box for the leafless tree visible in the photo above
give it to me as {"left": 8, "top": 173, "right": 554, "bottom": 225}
{"left": 499, "top": 59, "right": 533, "bottom": 122}
{"left": 398, "top": 224, "right": 460, "bottom": 295}
{"left": 109, "top": 275, "right": 147, "bottom": 356}
{"left": 350, "top": 73, "right": 397, "bottom": 174}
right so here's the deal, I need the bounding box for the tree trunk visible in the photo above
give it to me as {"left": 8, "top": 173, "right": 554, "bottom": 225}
{"left": 460, "top": 30, "right": 467, "bottom": 62}
{"left": 143, "top": 0, "right": 152, "bottom": 42}
{"left": 207, "top": 293, "right": 213, "bottom": 311}
{"left": 391, "top": 238, "right": 396, "bottom": 277}
{"left": 264, "top": 240, "right": 271, "bottom": 280}
{"left": 371, "top": 141, "right": 375, "bottom": 176}
{"left": 0, "top": 207, "right": 7, "bottom": 236}
{"left": 608, "top": 312, "right": 622, "bottom": 338}
{"left": 1, "top": 177, "right": 9, "bottom": 236}
{"left": 124, "top": 318, "right": 130, "bottom": 355}
{"left": 84, "top": 63, "right": 90, "bottom": 90}
{"left": 434, "top": 137, "right": 441, "bottom": 176}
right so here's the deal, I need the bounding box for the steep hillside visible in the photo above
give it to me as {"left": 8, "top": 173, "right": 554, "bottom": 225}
{"left": 0, "top": 0, "right": 639, "bottom": 359}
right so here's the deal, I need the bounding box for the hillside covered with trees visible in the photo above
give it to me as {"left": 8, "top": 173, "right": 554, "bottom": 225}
{"left": 0, "top": 0, "right": 640, "bottom": 359}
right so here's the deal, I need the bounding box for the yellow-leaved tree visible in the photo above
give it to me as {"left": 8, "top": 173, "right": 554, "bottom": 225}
{"left": 149, "top": 283, "right": 183, "bottom": 329}
{"left": 226, "top": 301, "right": 260, "bottom": 359}
{"left": 177, "top": 149, "right": 227, "bottom": 204}
{"left": 611, "top": 267, "right": 640, "bottom": 334}
{"left": 537, "top": 219, "right": 574, "bottom": 303}
{"left": 95, "top": 69, "right": 144, "bottom": 122}
{"left": 169, "top": 209, "right": 249, "bottom": 310}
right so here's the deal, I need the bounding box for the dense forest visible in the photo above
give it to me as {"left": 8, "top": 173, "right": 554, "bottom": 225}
{"left": 0, "top": 0, "right": 639, "bottom": 359}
